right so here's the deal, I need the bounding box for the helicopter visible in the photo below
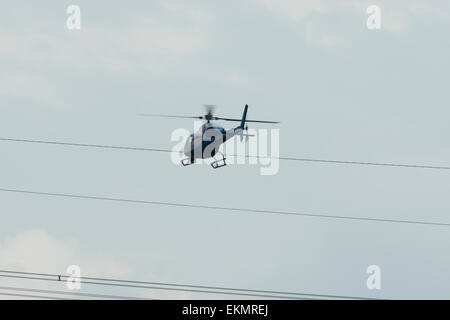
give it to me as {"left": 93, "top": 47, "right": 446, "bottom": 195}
{"left": 140, "top": 104, "right": 279, "bottom": 169}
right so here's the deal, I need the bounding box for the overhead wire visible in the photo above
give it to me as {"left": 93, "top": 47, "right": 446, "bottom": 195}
{"left": 0, "top": 274, "right": 316, "bottom": 300}
{"left": 0, "top": 292, "right": 70, "bottom": 300}
{"left": 0, "top": 270, "right": 373, "bottom": 300}
{"left": 1, "top": 137, "right": 449, "bottom": 170}
{"left": 0, "top": 187, "right": 449, "bottom": 227}
{"left": 0, "top": 285, "right": 147, "bottom": 300}
{"left": 0, "top": 136, "right": 445, "bottom": 300}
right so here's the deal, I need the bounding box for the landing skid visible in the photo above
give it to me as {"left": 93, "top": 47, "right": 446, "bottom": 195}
{"left": 210, "top": 152, "right": 227, "bottom": 169}
{"left": 181, "top": 158, "right": 195, "bottom": 166}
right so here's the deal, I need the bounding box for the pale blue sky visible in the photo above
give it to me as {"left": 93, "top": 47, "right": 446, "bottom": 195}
{"left": 0, "top": 0, "right": 449, "bottom": 299}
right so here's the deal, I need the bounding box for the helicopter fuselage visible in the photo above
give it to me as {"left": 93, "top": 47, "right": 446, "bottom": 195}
{"left": 183, "top": 123, "right": 242, "bottom": 160}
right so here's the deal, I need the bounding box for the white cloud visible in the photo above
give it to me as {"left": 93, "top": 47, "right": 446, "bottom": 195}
{"left": 253, "top": 0, "right": 450, "bottom": 21}
{"left": 0, "top": 229, "right": 193, "bottom": 299}
{"left": 0, "top": 72, "right": 61, "bottom": 107}
{"left": 252, "top": 0, "right": 331, "bottom": 20}
{"left": 252, "top": 0, "right": 450, "bottom": 46}
{"left": 0, "top": 16, "right": 209, "bottom": 73}
{"left": 222, "top": 70, "right": 253, "bottom": 88}
{"left": 0, "top": 229, "right": 131, "bottom": 278}
{"left": 0, "top": 4, "right": 211, "bottom": 106}
{"left": 303, "top": 22, "right": 344, "bottom": 48}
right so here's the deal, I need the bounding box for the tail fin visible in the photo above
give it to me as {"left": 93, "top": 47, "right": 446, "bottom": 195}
{"left": 240, "top": 104, "right": 248, "bottom": 129}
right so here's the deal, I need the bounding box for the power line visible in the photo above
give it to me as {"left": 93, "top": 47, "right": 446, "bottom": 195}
{"left": 0, "top": 274, "right": 314, "bottom": 300}
{"left": 0, "top": 187, "right": 449, "bottom": 227}
{"left": 268, "top": 156, "right": 450, "bottom": 170}
{"left": 0, "top": 285, "right": 147, "bottom": 300}
{"left": 1, "top": 137, "right": 449, "bottom": 170}
{"left": 0, "top": 270, "right": 345, "bottom": 300}
{"left": 0, "top": 137, "right": 171, "bottom": 154}
{"left": 0, "top": 270, "right": 371, "bottom": 300}
{"left": 0, "top": 292, "right": 70, "bottom": 300}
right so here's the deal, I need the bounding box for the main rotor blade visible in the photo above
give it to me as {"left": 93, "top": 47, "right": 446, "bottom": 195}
{"left": 138, "top": 113, "right": 202, "bottom": 120}
{"left": 203, "top": 104, "right": 216, "bottom": 113}
{"left": 203, "top": 105, "right": 216, "bottom": 120}
{"left": 244, "top": 119, "right": 280, "bottom": 124}
{"left": 215, "top": 117, "right": 280, "bottom": 124}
